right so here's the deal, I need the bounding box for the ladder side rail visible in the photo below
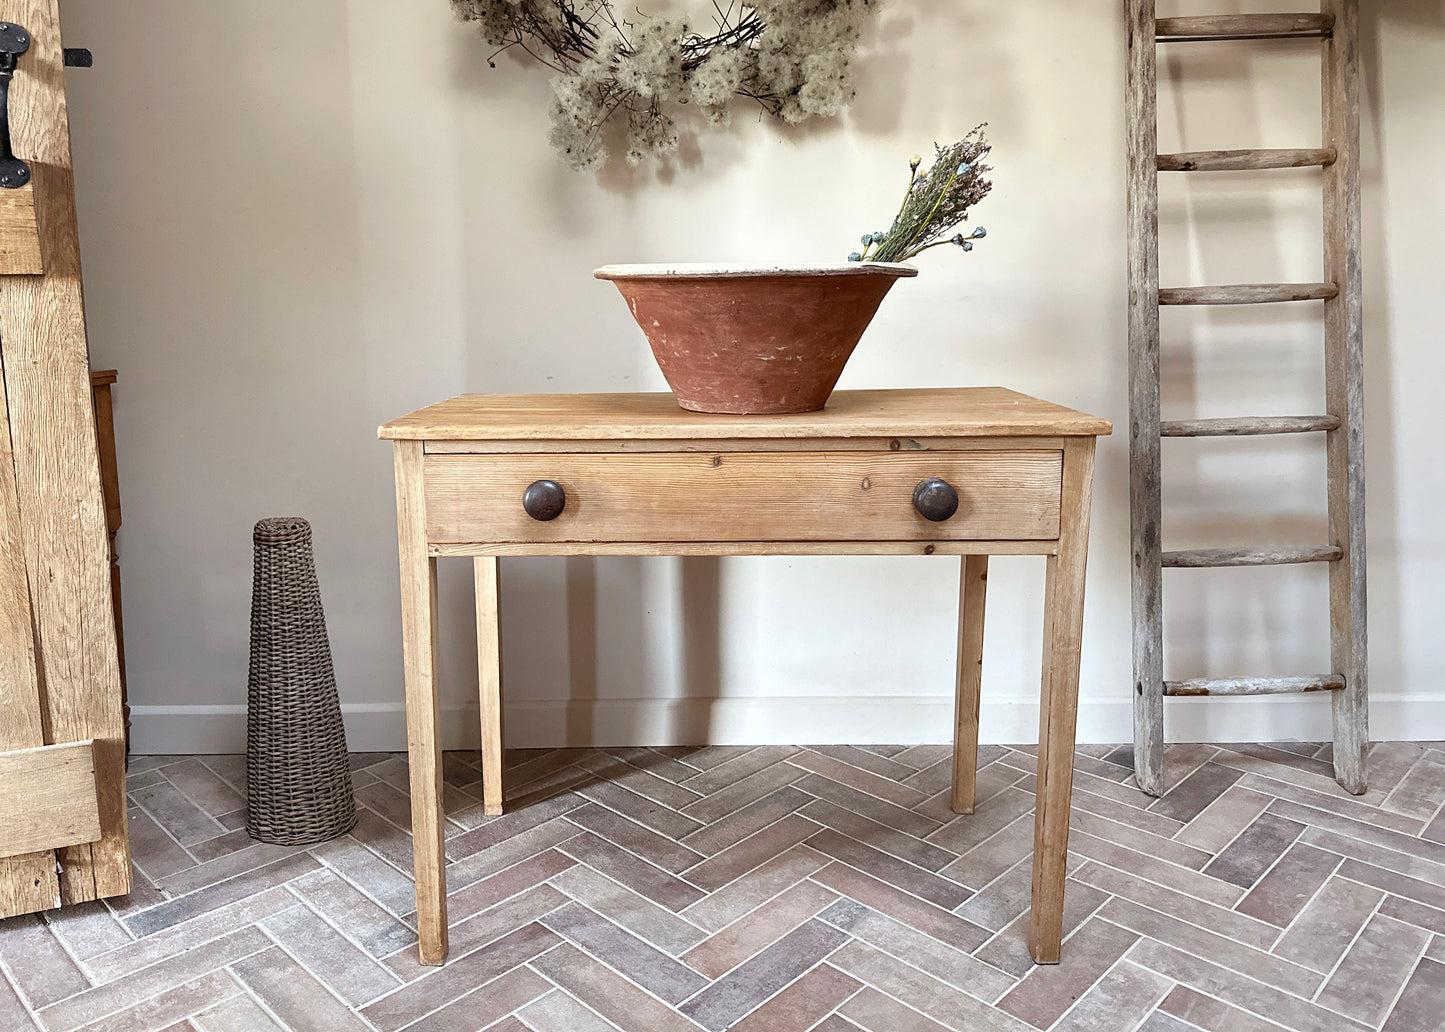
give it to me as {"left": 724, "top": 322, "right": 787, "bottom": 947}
{"left": 1126, "top": 0, "right": 1165, "bottom": 797}
{"left": 1322, "top": 0, "right": 1368, "bottom": 795}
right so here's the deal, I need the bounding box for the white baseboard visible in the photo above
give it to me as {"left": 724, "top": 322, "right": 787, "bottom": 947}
{"left": 127, "top": 693, "right": 1445, "bottom": 754}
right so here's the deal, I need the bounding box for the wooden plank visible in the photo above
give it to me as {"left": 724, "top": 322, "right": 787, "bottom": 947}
{"left": 1155, "top": 13, "right": 1333, "bottom": 41}
{"left": 90, "top": 372, "right": 127, "bottom": 752}
{"left": 474, "top": 557, "right": 503, "bottom": 817}
{"left": 1029, "top": 437, "right": 1096, "bottom": 964}
{"left": 424, "top": 451, "right": 1065, "bottom": 545}
{"left": 0, "top": 360, "right": 57, "bottom": 914}
{"left": 1322, "top": 0, "right": 1368, "bottom": 795}
{"left": 1157, "top": 148, "right": 1335, "bottom": 172}
{"left": 1126, "top": 0, "right": 1165, "bottom": 798}
{"left": 0, "top": 0, "right": 129, "bottom": 905}
{"left": 0, "top": 183, "right": 42, "bottom": 274}
{"left": 0, "top": 741, "right": 99, "bottom": 859}
{"left": 951, "top": 554, "right": 988, "bottom": 815}
{"left": 430, "top": 540, "right": 1059, "bottom": 558}
{"left": 89, "top": 374, "right": 121, "bottom": 530}
{"left": 1163, "top": 674, "right": 1344, "bottom": 697}
{"left": 1161, "top": 415, "right": 1339, "bottom": 437}
{"left": 395, "top": 440, "right": 447, "bottom": 965}
{"left": 1162, "top": 546, "right": 1341, "bottom": 568}
{"left": 1159, "top": 282, "right": 1338, "bottom": 305}
{"left": 380, "top": 388, "right": 1113, "bottom": 442}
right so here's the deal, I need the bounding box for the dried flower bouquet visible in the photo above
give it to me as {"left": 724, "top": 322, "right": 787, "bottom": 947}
{"left": 849, "top": 125, "right": 993, "bottom": 264}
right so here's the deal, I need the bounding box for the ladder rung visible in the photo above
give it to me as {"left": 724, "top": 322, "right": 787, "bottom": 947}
{"left": 1159, "top": 282, "right": 1338, "bottom": 306}
{"left": 1157, "top": 148, "right": 1336, "bottom": 172}
{"left": 1161, "top": 416, "right": 1341, "bottom": 437}
{"left": 1162, "top": 546, "right": 1343, "bottom": 568}
{"left": 1155, "top": 14, "right": 1334, "bottom": 42}
{"left": 1164, "top": 674, "right": 1345, "bottom": 697}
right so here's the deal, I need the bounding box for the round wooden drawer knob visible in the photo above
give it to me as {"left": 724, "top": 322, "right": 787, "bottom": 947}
{"left": 522, "top": 480, "right": 566, "bottom": 522}
{"left": 912, "top": 478, "right": 959, "bottom": 522}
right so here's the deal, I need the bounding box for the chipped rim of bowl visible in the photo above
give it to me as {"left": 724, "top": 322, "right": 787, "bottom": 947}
{"left": 594, "top": 262, "right": 919, "bottom": 281}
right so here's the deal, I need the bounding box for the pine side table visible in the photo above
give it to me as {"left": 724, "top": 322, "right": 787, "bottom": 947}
{"left": 379, "top": 387, "right": 1111, "bottom": 968}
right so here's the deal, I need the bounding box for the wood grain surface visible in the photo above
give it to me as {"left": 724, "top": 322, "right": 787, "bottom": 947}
{"left": 474, "top": 556, "right": 503, "bottom": 817}
{"left": 1161, "top": 415, "right": 1339, "bottom": 437}
{"left": 0, "top": 354, "right": 56, "bottom": 914}
{"left": 1126, "top": 0, "right": 1165, "bottom": 798}
{"left": 1163, "top": 674, "right": 1344, "bottom": 696}
{"left": 428, "top": 539, "right": 1060, "bottom": 558}
{"left": 0, "top": 0, "right": 128, "bottom": 908}
{"left": 1028, "top": 437, "right": 1096, "bottom": 963}
{"left": 1158, "top": 282, "right": 1338, "bottom": 305}
{"left": 1155, "top": 13, "right": 1333, "bottom": 40}
{"left": 1162, "top": 545, "right": 1342, "bottom": 568}
{"left": 0, "top": 183, "right": 42, "bottom": 275}
{"left": 0, "top": 740, "right": 100, "bottom": 859}
{"left": 393, "top": 440, "right": 447, "bottom": 964}
{"left": 381, "top": 388, "right": 1112, "bottom": 442}
{"left": 1157, "top": 147, "right": 1335, "bottom": 172}
{"left": 1322, "top": 0, "right": 1369, "bottom": 795}
{"left": 951, "top": 554, "right": 988, "bottom": 815}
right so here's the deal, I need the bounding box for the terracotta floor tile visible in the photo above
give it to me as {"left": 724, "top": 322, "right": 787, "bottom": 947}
{"left": 1201, "top": 813, "right": 1305, "bottom": 889}
{"left": 1315, "top": 912, "right": 1432, "bottom": 1026}
{"left": 996, "top": 917, "right": 1138, "bottom": 1028}
{"left": 682, "top": 878, "right": 839, "bottom": 979}
{"left": 541, "top": 900, "right": 708, "bottom": 1004}
{"left": 680, "top": 919, "right": 847, "bottom": 1031}
{"left": 727, "top": 963, "right": 860, "bottom": 1032}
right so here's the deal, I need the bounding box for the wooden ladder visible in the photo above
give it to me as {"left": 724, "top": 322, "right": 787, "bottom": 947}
{"left": 1125, "top": 0, "right": 1368, "bottom": 796}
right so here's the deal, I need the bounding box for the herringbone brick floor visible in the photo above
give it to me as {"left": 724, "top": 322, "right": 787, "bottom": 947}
{"left": 2, "top": 743, "right": 1445, "bottom": 1031}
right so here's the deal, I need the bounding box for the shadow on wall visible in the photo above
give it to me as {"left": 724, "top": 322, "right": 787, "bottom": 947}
{"left": 555, "top": 555, "right": 723, "bottom": 747}
{"left": 1352, "top": 0, "right": 1438, "bottom": 711}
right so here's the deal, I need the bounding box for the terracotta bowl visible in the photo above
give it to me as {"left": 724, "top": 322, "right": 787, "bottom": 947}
{"left": 595, "top": 263, "right": 918, "bottom": 414}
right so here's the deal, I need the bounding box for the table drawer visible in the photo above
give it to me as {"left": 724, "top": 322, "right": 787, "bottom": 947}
{"left": 424, "top": 451, "right": 1062, "bottom": 544}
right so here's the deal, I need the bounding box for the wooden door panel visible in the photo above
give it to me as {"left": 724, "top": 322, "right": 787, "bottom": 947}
{"left": 0, "top": 0, "right": 130, "bottom": 913}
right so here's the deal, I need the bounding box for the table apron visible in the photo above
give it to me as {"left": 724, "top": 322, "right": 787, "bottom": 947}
{"left": 429, "top": 540, "right": 1060, "bottom": 557}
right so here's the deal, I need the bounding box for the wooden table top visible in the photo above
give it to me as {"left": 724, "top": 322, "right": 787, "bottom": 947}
{"left": 379, "top": 388, "right": 1113, "bottom": 442}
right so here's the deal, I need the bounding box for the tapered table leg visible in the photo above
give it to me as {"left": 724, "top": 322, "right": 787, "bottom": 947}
{"left": 1029, "top": 438, "right": 1096, "bottom": 964}
{"left": 952, "top": 554, "right": 989, "bottom": 814}
{"left": 394, "top": 441, "right": 448, "bottom": 966}
{"left": 475, "top": 556, "right": 504, "bottom": 816}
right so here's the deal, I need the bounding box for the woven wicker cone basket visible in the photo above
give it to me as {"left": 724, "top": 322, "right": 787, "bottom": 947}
{"left": 246, "top": 517, "right": 358, "bottom": 845}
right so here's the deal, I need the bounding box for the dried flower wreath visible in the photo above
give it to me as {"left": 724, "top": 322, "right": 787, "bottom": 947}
{"left": 449, "top": 0, "right": 883, "bottom": 172}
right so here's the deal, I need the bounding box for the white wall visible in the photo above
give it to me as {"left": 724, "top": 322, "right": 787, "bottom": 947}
{"left": 58, "top": 0, "right": 1444, "bottom": 753}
